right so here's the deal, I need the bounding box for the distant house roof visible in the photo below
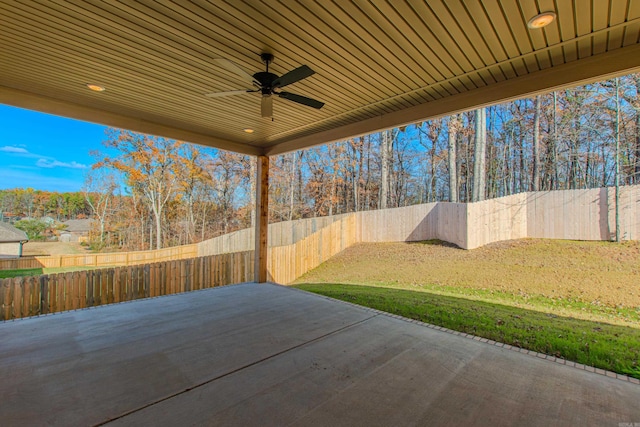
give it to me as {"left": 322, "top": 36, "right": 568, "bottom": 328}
{"left": 0, "top": 222, "right": 28, "bottom": 243}
{"left": 63, "top": 219, "right": 95, "bottom": 233}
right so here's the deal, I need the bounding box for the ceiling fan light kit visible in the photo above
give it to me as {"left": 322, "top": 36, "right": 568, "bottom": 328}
{"left": 205, "top": 53, "right": 324, "bottom": 120}
{"left": 261, "top": 94, "right": 273, "bottom": 118}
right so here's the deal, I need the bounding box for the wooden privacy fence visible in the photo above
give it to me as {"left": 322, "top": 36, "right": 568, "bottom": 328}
{"left": 268, "top": 214, "right": 357, "bottom": 284}
{"left": 0, "top": 251, "right": 252, "bottom": 321}
{"left": 0, "top": 243, "right": 198, "bottom": 271}
{"left": 196, "top": 214, "right": 348, "bottom": 256}
{"left": 5, "top": 184, "right": 636, "bottom": 272}
{"left": 2, "top": 185, "right": 638, "bottom": 319}
{"left": 355, "top": 185, "right": 640, "bottom": 249}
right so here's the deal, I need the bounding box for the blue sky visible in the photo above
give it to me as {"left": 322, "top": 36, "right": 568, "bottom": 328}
{"left": 0, "top": 104, "right": 108, "bottom": 192}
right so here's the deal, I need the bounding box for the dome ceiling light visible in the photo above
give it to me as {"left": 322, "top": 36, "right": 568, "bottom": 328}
{"left": 86, "top": 83, "right": 106, "bottom": 92}
{"left": 527, "top": 12, "right": 557, "bottom": 29}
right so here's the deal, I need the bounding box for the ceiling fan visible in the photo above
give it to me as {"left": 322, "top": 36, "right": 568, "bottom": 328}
{"left": 205, "top": 53, "right": 324, "bottom": 119}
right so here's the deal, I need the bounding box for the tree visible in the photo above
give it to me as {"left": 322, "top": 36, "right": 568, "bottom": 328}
{"left": 14, "top": 218, "right": 47, "bottom": 240}
{"left": 174, "top": 144, "right": 209, "bottom": 243}
{"left": 97, "top": 129, "right": 182, "bottom": 250}
{"left": 83, "top": 169, "right": 118, "bottom": 247}
{"left": 207, "top": 151, "right": 248, "bottom": 234}
{"left": 417, "top": 120, "right": 444, "bottom": 202}
{"left": 621, "top": 74, "right": 640, "bottom": 184}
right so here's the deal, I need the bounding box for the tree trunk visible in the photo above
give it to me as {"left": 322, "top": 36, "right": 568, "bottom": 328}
{"left": 532, "top": 96, "right": 541, "bottom": 191}
{"left": 636, "top": 110, "right": 640, "bottom": 184}
{"left": 569, "top": 115, "right": 579, "bottom": 190}
{"left": 472, "top": 108, "right": 486, "bottom": 202}
{"left": 448, "top": 115, "right": 458, "bottom": 202}
{"left": 635, "top": 76, "right": 640, "bottom": 184}
{"left": 288, "top": 152, "right": 296, "bottom": 221}
{"left": 380, "top": 130, "right": 391, "bottom": 209}
{"left": 154, "top": 205, "right": 162, "bottom": 250}
{"left": 329, "top": 169, "right": 336, "bottom": 216}
{"left": 614, "top": 77, "right": 620, "bottom": 242}
{"left": 365, "top": 135, "right": 372, "bottom": 209}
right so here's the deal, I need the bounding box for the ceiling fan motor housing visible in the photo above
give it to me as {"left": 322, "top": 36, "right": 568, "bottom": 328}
{"left": 253, "top": 72, "right": 279, "bottom": 95}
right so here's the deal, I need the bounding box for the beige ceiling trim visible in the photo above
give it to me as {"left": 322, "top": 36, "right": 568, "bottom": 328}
{"left": 0, "top": 86, "right": 262, "bottom": 156}
{"left": 265, "top": 18, "right": 640, "bottom": 146}
{"left": 265, "top": 43, "right": 640, "bottom": 156}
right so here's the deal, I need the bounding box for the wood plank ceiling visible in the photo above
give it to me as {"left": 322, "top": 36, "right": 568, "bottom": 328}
{"left": 1, "top": 1, "right": 639, "bottom": 156}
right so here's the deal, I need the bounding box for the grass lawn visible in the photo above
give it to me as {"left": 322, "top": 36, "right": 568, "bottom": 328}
{"left": 293, "top": 239, "right": 640, "bottom": 379}
{"left": 0, "top": 268, "right": 45, "bottom": 278}
{"left": 0, "top": 266, "right": 107, "bottom": 279}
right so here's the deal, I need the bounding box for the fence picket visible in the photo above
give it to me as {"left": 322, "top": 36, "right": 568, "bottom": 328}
{"left": 12, "top": 278, "right": 22, "bottom": 319}
{"left": 2, "top": 281, "right": 12, "bottom": 320}
{"left": 78, "top": 273, "right": 86, "bottom": 309}
{"left": 64, "top": 272, "right": 73, "bottom": 311}
{"left": 57, "top": 273, "right": 65, "bottom": 313}
{"left": 22, "top": 276, "right": 32, "bottom": 317}
{"left": 88, "top": 271, "right": 96, "bottom": 307}
{"left": 40, "top": 276, "right": 48, "bottom": 315}
{"left": 113, "top": 268, "right": 121, "bottom": 303}
{"left": 106, "top": 269, "right": 114, "bottom": 304}
{"left": 49, "top": 275, "right": 58, "bottom": 313}
{"left": 69, "top": 272, "right": 78, "bottom": 310}
{"left": 143, "top": 264, "right": 150, "bottom": 298}
{"left": 136, "top": 265, "right": 141, "bottom": 298}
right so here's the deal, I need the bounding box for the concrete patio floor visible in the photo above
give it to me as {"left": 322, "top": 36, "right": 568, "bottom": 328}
{"left": 1, "top": 282, "right": 639, "bottom": 426}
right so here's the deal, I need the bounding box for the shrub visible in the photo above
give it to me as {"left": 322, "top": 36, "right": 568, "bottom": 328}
{"left": 14, "top": 218, "right": 48, "bottom": 241}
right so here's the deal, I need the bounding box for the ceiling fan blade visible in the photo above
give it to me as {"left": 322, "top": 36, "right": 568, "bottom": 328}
{"left": 272, "top": 65, "right": 315, "bottom": 88}
{"left": 212, "top": 58, "right": 257, "bottom": 86}
{"left": 261, "top": 95, "right": 273, "bottom": 118}
{"left": 204, "top": 89, "right": 251, "bottom": 98}
{"left": 278, "top": 92, "right": 324, "bottom": 109}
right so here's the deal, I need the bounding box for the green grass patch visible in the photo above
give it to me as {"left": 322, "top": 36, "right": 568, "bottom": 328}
{"left": 369, "top": 281, "right": 640, "bottom": 326}
{"left": 0, "top": 266, "right": 107, "bottom": 278}
{"left": 0, "top": 268, "right": 44, "bottom": 278}
{"left": 294, "top": 283, "right": 640, "bottom": 380}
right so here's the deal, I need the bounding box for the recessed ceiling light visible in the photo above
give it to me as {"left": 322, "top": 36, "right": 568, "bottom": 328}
{"left": 527, "top": 12, "right": 556, "bottom": 29}
{"left": 86, "top": 83, "right": 105, "bottom": 92}
{"left": 243, "top": 128, "right": 255, "bottom": 134}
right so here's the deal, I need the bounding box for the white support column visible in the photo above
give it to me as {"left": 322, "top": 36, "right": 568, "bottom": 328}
{"left": 254, "top": 155, "right": 269, "bottom": 283}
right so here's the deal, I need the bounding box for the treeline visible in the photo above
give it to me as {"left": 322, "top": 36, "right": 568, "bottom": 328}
{"left": 2, "top": 73, "right": 638, "bottom": 251}
{"left": 0, "top": 189, "right": 90, "bottom": 221}
{"left": 271, "top": 74, "right": 639, "bottom": 217}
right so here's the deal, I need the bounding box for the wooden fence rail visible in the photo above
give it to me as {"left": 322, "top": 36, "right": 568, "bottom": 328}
{"left": 0, "top": 251, "right": 253, "bottom": 321}
{"left": 0, "top": 243, "right": 199, "bottom": 271}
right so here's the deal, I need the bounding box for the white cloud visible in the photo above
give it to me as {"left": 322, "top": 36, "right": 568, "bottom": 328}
{"left": 36, "top": 159, "right": 88, "bottom": 169}
{"left": 0, "top": 145, "right": 49, "bottom": 159}
{"left": 0, "top": 146, "right": 29, "bottom": 154}
{"left": 2, "top": 144, "right": 88, "bottom": 175}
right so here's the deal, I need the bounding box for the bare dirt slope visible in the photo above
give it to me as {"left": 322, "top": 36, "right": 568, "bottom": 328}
{"left": 296, "top": 239, "right": 640, "bottom": 308}
{"left": 22, "top": 242, "right": 87, "bottom": 256}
